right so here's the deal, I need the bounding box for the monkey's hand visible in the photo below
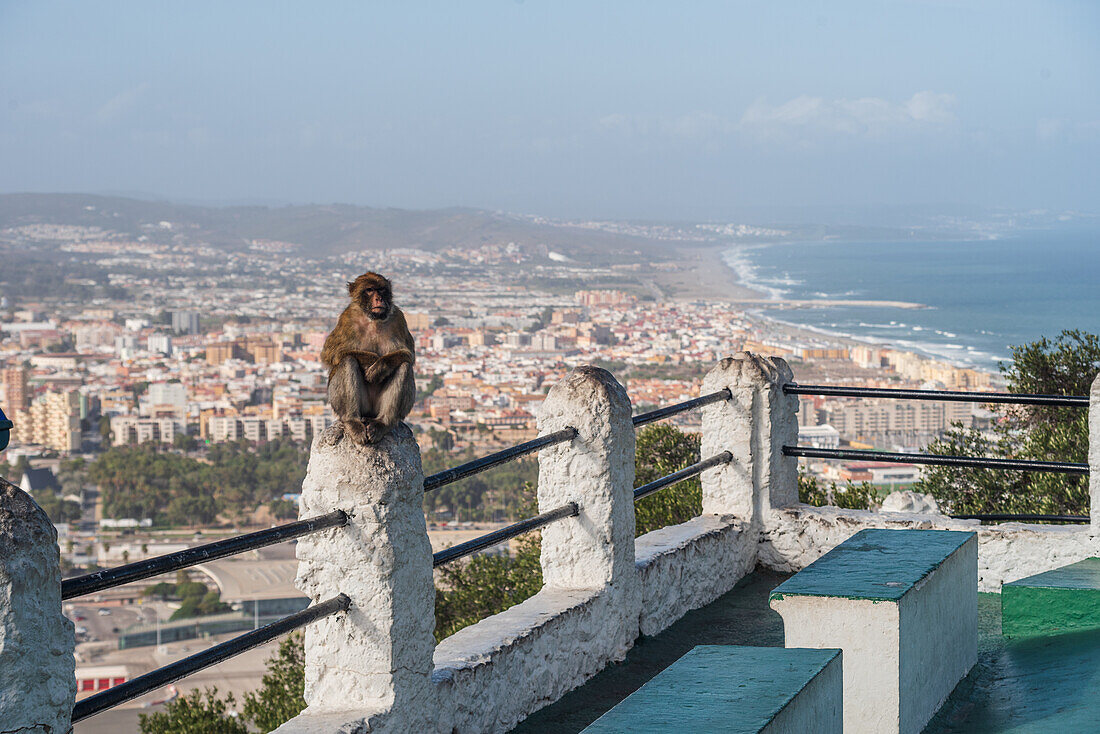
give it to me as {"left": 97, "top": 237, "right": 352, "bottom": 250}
{"left": 363, "top": 350, "right": 413, "bottom": 383}
{"left": 364, "top": 419, "right": 389, "bottom": 444}
{"left": 350, "top": 351, "right": 381, "bottom": 373}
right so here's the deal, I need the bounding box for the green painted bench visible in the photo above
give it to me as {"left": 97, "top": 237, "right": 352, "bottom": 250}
{"left": 1003, "top": 557, "right": 1100, "bottom": 638}
{"left": 769, "top": 528, "right": 977, "bottom": 734}
{"left": 580, "top": 645, "right": 841, "bottom": 734}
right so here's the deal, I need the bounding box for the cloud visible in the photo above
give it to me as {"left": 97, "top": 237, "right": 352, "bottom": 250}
{"left": 95, "top": 82, "right": 150, "bottom": 124}
{"left": 740, "top": 91, "right": 956, "bottom": 139}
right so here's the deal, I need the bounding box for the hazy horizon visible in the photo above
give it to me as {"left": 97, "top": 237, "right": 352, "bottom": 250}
{"left": 2, "top": 1, "right": 1098, "bottom": 221}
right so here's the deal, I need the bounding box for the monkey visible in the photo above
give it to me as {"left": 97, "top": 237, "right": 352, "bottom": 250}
{"left": 320, "top": 272, "right": 416, "bottom": 445}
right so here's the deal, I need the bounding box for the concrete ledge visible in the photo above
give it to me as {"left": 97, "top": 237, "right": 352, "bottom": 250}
{"left": 635, "top": 514, "right": 757, "bottom": 636}
{"left": 760, "top": 504, "right": 1098, "bottom": 592}
{"left": 433, "top": 586, "right": 635, "bottom": 733}
{"left": 580, "top": 645, "right": 842, "bottom": 734}
{"left": 770, "top": 528, "right": 977, "bottom": 734}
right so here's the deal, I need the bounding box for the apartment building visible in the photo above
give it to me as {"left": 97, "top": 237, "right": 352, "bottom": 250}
{"left": 11, "top": 390, "right": 81, "bottom": 452}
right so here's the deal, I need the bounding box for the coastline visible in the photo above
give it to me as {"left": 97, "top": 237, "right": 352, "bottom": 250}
{"left": 667, "top": 242, "right": 997, "bottom": 375}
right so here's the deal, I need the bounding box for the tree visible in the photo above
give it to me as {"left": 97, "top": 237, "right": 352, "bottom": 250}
{"left": 139, "top": 687, "right": 247, "bottom": 734}
{"left": 633, "top": 423, "right": 702, "bottom": 535}
{"left": 434, "top": 534, "right": 543, "bottom": 641}
{"left": 241, "top": 633, "right": 307, "bottom": 732}
{"left": 915, "top": 330, "right": 1099, "bottom": 516}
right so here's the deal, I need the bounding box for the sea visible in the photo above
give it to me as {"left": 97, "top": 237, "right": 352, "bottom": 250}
{"left": 722, "top": 225, "right": 1100, "bottom": 371}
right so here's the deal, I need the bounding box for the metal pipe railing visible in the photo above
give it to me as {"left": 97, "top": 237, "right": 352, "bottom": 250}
{"left": 71, "top": 593, "right": 350, "bottom": 723}
{"left": 424, "top": 427, "right": 577, "bottom": 492}
{"left": 783, "top": 446, "right": 1089, "bottom": 475}
{"left": 633, "top": 452, "right": 733, "bottom": 502}
{"left": 62, "top": 510, "right": 349, "bottom": 601}
{"left": 783, "top": 383, "right": 1088, "bottom": 408}
{"left": 432, "top": 503, "right": 578, "bottom": 568}
{"left": 632, "top": 388, "right": 732, "bottom": 428}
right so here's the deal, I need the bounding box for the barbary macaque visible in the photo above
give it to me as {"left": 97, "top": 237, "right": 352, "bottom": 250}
{"left": 320, "top": 272, "right": 415, "bottom": 445}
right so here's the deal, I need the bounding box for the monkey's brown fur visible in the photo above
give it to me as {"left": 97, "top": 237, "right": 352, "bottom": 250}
{"left": 321, "top": 272, "right": 416, "bottom": 445}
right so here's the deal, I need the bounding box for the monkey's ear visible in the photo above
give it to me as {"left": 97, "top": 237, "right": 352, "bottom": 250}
{"left": 347, "top": 281, "right": 356, "bottom": 296}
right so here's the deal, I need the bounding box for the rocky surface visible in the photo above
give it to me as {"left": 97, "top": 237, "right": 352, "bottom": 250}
{"left": 0, "top": 478, "right": 75, "bottom": 734}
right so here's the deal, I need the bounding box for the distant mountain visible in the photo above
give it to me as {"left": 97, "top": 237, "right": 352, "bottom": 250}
{"left": 0, "top": 193, "right": 665, "bottom": 260}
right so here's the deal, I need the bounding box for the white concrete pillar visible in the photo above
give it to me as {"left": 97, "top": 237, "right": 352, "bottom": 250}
{"left": 537, "top": 365, "right": 637, "bottom": 592}
{"left": 700, "top": 353, "right": 798, "bottom": 523}
{"left": 0, "top": 477, "right": 76, "bottom": 734}
{"left": 1090, "top": 373, "right": 1100, "bottom": 533}
{"left": 285, "top": 423, "right": 434, "bottom": 732}
{"left": 537, "top": 366, "right": 640, "bottom": 660}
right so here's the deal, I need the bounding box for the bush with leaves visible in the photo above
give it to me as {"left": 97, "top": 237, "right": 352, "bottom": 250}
{"left": 434, "top": 534, "right": 544, "bottom": 641}
{"left": 139, "top": 635, "right": 306, "bottom": 734}
{"left": 633, "top": 423, "right": 702, "bottom": 535}
{"left": 138, "top": 687, "right": 247, "bottom": 734}
{"left": 915, "top": 330, "right": 1098, "bottom": 516}
{"left": 798, "top": 471, "right": 876, "bottom": 510}
{"left": 241, "top": 632, "right": 307, "bottom": 732}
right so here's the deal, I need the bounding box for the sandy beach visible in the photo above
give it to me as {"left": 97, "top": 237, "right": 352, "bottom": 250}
{"left": 658, "top": 244, "right": 925, "bottom": 309}
{"left": 654, "top": 244, "right": 767, "bottom": 301}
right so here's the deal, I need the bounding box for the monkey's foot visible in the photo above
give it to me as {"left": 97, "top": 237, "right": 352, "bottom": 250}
{"left": 343, "top": 419, "right": 370, "bottom": 446}
{"left": 318, "top": 422, "right": 344, "bottom": 448}
{"left": 364, "top": 419, "right": 389, "bottom": 444}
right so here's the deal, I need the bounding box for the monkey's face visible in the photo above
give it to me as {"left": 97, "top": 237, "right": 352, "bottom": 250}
{"left": 347, "top": 272, "right": 394, "bottom": 320}
{"left": 362, "top": 287, "right": 392, "bottom": 321}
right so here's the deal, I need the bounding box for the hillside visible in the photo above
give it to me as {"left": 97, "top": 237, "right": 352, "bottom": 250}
{"left": 0, "top": 193, "right": 666, "bottom": 261}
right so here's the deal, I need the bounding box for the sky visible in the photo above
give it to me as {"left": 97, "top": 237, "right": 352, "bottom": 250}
{"left": 1, "top": 1, "right": 1098, "bottom": 221}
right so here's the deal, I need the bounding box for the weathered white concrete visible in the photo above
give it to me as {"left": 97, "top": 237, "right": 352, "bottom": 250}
{"left": 771, "top": 533, "right": 977, "bottom": 734}
{"left": 433, "top": 366, "right": 639, "bottom": 733}
{"left": 700, "top": 354, "right": 798, "bottom": 523}
{"left": 1090, "top": 373, "right": 1100, "bottom": 533}
{"left": 761, "top": 504, "right": 1099, "bottom": 592}
{"left": 776, "top": 596, "right": 899, "bottom": 731}
{"left": 536, "top": 365, "right": 636, "bottom": 594}
{"left": 276, "top": 423, "right": 434, "bottom": 734}
{"left": 0, "top": 477, "right": 75, "bottom": 734}
{"left": 762, "top": 649, "right": 843, "bottom": 734}
{"left": 635, "top": 515, "right": 756, "bottom": 636}
{"left": 433, "top": 587, "right": 603, "bottom": 733}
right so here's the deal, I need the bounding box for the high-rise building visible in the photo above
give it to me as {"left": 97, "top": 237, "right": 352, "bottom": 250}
{"left": 171, "top": 311, "right": 201, "bottom": 335}
{"left": 1, "top": 366, "right": 29, "bottom": 410}
{"left": 147, "top": 333, "right": 173, "bottom": 356}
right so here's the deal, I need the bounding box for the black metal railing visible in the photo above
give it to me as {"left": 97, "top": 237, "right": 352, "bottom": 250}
{"left": 632, "top": 388, "right": 731, "bottom": 428}
{"left": 71, "top": 594, "right": 350, "bottom": 724}
{"left": 782, "top": 381, "right": 1092, "bottom": 523}
{"left": 633, "top": 452, "right": 732, "bottom": 501}
{"left": 62, "top": 509, "right": 349, "bottom": 600}
{"left": 425, "top": 427, "right": 577, "bottom": 492}
{"left": 63, "top": 384, "right": 735, "bottom": 721}
{"left": 432, "top": 503, "right": 579, "bottom": 567}
{"left": 431, "top": 389, "right": 737, "bottom": 565}
{"left": 782, "top": 446, "right": 1089, "bottom": 475}
{"left": 783, "top": 383, "right": 1089, "bottom": 408}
